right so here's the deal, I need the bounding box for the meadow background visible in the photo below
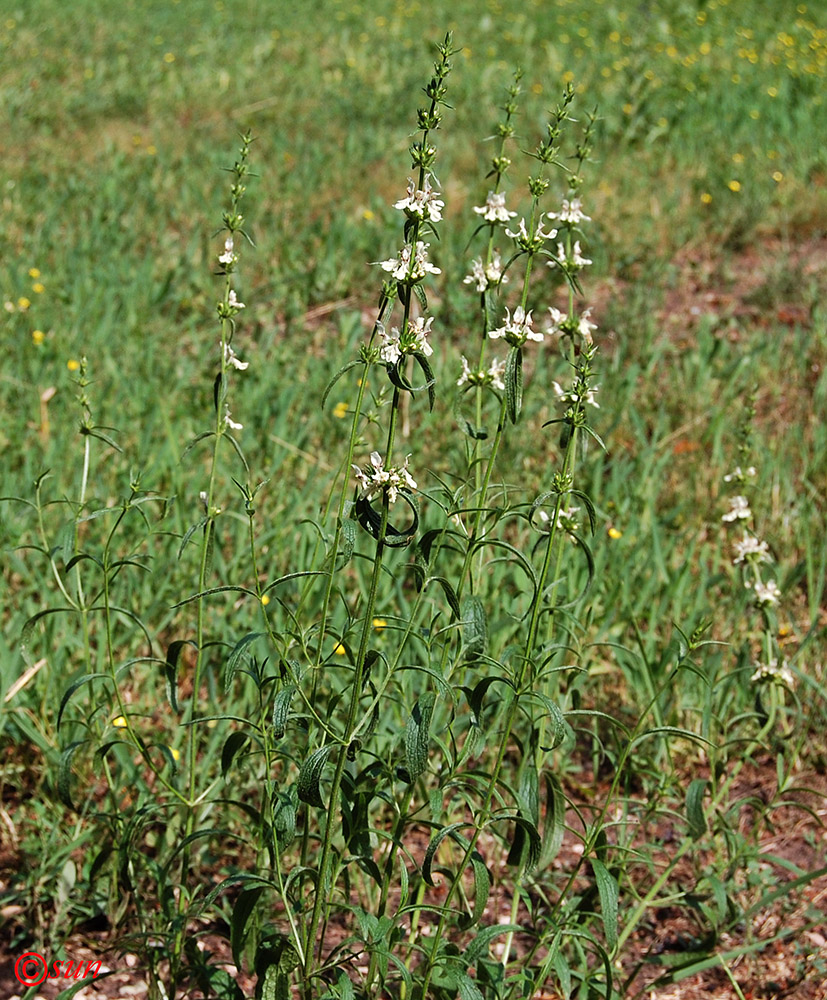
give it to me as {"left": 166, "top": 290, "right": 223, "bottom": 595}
{"left": 1, "top": 0, "right": 826, "bottom": 997}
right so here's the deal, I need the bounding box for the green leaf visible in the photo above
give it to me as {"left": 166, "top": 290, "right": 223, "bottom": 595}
{"left": 271, "top": 685, "right": 296, "bottom": 739}
{"left": 461, "top": 596, "right": 487, "bottom": 663}
{"left": 468, "top": 851, "right": 490, "bottom": 927}
{"left": 498, "top": 815, "right": 541, "bottom": 874}
{"left": 592, "top": 858, "right": 619, "bottom": 951}
{"left": 321, "top": 358, "right": 363, "bottom": 410}
{"left": 686, "top": 778, "right": 709, "bottom": 840}
{"left": 505, "top": 344, "right": 523, "bottom": 424}
{"left": 165, "top": 639, "right": 197, "bottom": 713}
{"left": 225, "top": 631, "right": 266, "bottom": 690}
{"left": 57, "top": 673, "right": 110, "bottom": 730}
{"left": 298, "top": 745, "right": 333, "bottom": 807}
{"left": 231, "top": 886, "right": 265, "bottom": 968}
{"left": 464, "top": 924, "right": 522, "bottom": 967}
{"left": 335, "top": 516, "right": 357, "bottom": 570}
{"left": 404, "top": 692, "right": 436, "bottom": 782}
{"left": 422, "top": 822, "right": 470, "bottom": 886}
{"left": 57, "top": 740, "right": 87, "bottom": 810}
{"left": 432, "top": 576, "right": 461, "bottom": 618}
{"left": 413, "top": 350, "right": 436, "bottom": 411}
{"left": 221, "top": 731, "right": 250, "bottom": 778}
{"left": 458, "top": 974, "right": 485, "bottom": 1000}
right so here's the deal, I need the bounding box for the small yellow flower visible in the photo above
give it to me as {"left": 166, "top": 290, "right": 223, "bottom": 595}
{"left": 728, "top": 180, "right": 741, "bottom": 192}
{"left": 372, "top": 618, "right": 388, "bottom": 631}
{"left": 362, "top": 209, "right": 374, "bottom": 221}
{"left": 772, "top": 170, "right": 783, "bottom": 183}
{"left": 67, "top": 359, "right": 80, "bottom": 371}
{"left": 333, "top": 401, "right": 348, "bottom": 419}
{"left": 113, "top": 715, "right": 128, "bottom": 728}
{"left": 608, "top": 527, "right": 623, "bottom": 540}
{"left": 170, "top": 747, "right": 181, "bottom": 761}
{"left": 163, "top": 51, "right": 175, "bottom": 63}
{"left": 732, "top": 153, "right": 744, "bottom": 164}
{"left": 32, "top": 329, "right": 45, "bottom": 345}
{"left": 767, "top": 86, "right": 778, "bottom": 97}
{"left": 32, "top": 282, "right": 45, "bottom": 294}
{"left": 333, "top": 642, "right": 347, "bottom": 655}
{"left": 622, "top": 102, "right": 634, "bottom": 114}
{"left": 260, "top": 594, "right": 270, "bottom": 606}
{"left": 700, "top": 192, "right": 713, "bottom": 204}
{"left": 28, "top": 267, "right": 41, "bottom": 278}
{"left": 531, "top": 81, "right": 543, "bottom": 94}
{"left": 18, "top": 296, "right": 31, "bottom": 310}
{"left": 146, "top": 145, "right": 157, "bottom": 156}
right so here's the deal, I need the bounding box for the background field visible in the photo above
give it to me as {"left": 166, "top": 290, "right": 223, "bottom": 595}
{"left": 1, "top": 1, "right": 826, "bottom": 998}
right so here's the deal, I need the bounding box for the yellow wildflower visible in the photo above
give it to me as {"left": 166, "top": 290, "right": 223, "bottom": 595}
{"left": 32, "top": 330, "right": 45, "bottom": 345}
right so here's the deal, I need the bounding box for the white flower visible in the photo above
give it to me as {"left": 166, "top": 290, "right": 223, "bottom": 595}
{"left": 457, "top": 355, "right": 506, "bottom": 390}
{"left": 464, "top": 259, "right": 488, "bottom": 292}
{"left": 724, "top": 465, "right": 757, "bottom": 483}
{"left": 352, "top": 452, "right": 417, "bottom": 504}
{"left": 218, "top": 237, "right": 236, "bottom": 266}
{"left": 554, "top": 239, "right": 592, "bottom": 269}
{"left": 394, "top": 175, "right": 444, "bottom": 222}
{"left": 505, "top": 218, "right": 557, "bottom": 250}
{"left": 487, "top": 357, "right": 506, "bottom": 390}
{"left": 751, "top": 657, "right": 794, "bottom": 686}
{"left": 754, "top": 579, "right": 781, "bottom": 605}
{"left": 547, "top": 198, "right": 591, "bottom": 225}
{"left": 228, "top": 289, "right": 245, "bottom": 310}
{"left": 722, "top": 495, "right": 751, "bottom": 522}
{"left": 224, "top": 405, "right": 243, "bottom": 431}
{"left": 545, "top": 306, "right": 567, "bottom": 337}
{"left": 379, "top": 241, "right": 440, "bottom": 282}
{"left": 553, "top": 381, "right": 600, "bottom": 408}
{"left": 578, "top": 308, "right": 597, "bottom": 345}
{"left": 489, "top": 306, "right": 543, "bottom": 346}
{"left": 536, "top": 506, "right": 580, "bottom": 539}
{"left": 223, "top": 342, "right": 249, "bottom": 370}
{"left": 463, "top": 253, "right": 508, "bottom": 292}
{"left": 473, "top": 191, "right": 517, "bottom": 223}
{"left": 379, "top": 316, "right": 434, "bottom": 364}
{"left": 733, "top": 534, "right": 771, "bottom": 565}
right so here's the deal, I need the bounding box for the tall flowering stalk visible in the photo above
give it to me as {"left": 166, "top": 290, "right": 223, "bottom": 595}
{"left": 171, "top": 131, "right": 255, "bottom": 990}
{"left": 300, "top": 34, "right": 457, "bottom": 994}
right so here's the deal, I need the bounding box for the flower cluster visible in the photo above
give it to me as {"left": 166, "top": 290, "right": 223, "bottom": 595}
{"left": 536, "top": 505, "right": 580, "bottom": 540}
{"left": 553, "top": 377, "right": 600, "bottom": 409}
{"left": 457, "top": 355, "right": 506, "bottom": 391}
{"left": 553, "top": 239, "right": 592, "bottom": 272}
{"left": 504, "top": 217, "right": 557, "bottom": 253}
{"left": 217, "top": 289, "right": 245, "bottom": 319}
{"left": 473, "top": 191, "right": 517, "bottom": 223}
{"left": 545, "top": 306, "right": 598, "bottom": 346}
{"left": 751, "top": 657, "right": 794, "bottom": 687}
{"left": 546, "top": 197, "right": 590, "bottom": 225}
{"left": 218, "top": 236, "right": 238, "bottom": 272}
{"left": 353, "top": 451, "right": 417, "bottom": 504}
{"left": 489, "top": 306, "right": 543, "bottom": 347}
{"left": 378, "top": 316, "right": 434, "bottom": 365}
{"left": 379, "top": 241, "right": 441, "bottom": 283}
{"left": 394, "top": 175, "right": 444, "bottom": 223}
{"left": 463, "top": 253, "right": 507, "bottom": 293}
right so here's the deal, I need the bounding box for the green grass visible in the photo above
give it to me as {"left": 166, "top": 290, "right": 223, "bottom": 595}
{"left": 1, "top": 2, "right": 826, "bottom": 998}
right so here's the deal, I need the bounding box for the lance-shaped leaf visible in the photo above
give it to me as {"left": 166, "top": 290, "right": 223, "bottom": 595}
{"left": 461, "top": 596, "right": 487, "bottom": 663}
{"left": 505, "top": 344, "right": 523, "bottom": 424}
{"left": 592, "top": 858, "right": 619, "bottom": 951}
{"left": 686, "top": 778, "right": 709, "bottom": 841}
{"left": 297, "top": 745, "right": 334, "bottom": 808}
{"left": 403, "top": 692, "right": 436, "bottom": 783}
{"left": 271, "top": 685, "right": 296, "bottom": 739}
